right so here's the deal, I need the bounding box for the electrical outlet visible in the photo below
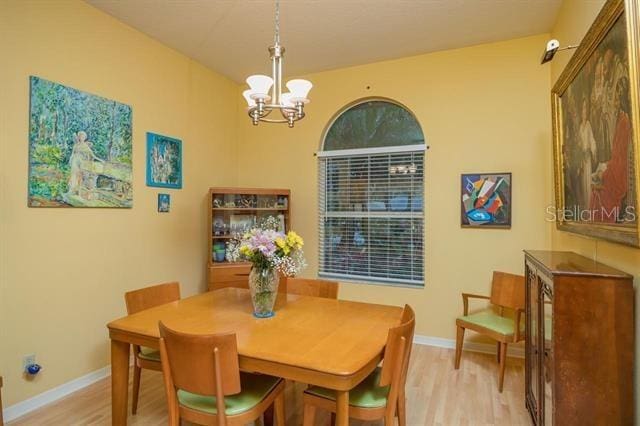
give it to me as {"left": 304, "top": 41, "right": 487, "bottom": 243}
{"left": 23, "top": 354, "right": 36, "bottom": 370}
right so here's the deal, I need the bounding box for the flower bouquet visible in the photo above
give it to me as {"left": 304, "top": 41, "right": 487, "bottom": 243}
{"left": 230, "top": 219, "right": 306, "bottom": 318}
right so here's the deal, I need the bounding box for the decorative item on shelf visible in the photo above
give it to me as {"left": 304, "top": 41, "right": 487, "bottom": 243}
{"left": 225, "top": 240, "right": 241, "bottom": 262}
{"left": 277, "top": 196, "right": 288, "bottom": 208}
{"left": 230, "top": 214, "right": 255, "bottom": 236}
{"left": 213, "top": 241, "right": 226, "bottom": 262}
{"left": 239, "top": 196, "right": 253, "bottom": 208}
{"left": 28, "top": 76, "right": 133, "bottom": 208}
{"left": 214, "top": 248, "right": 226, "bottom": 262}
{"left": 551, "top": 0, "right": 640, "bottom": 247}
{"left": 461, "top": 173, "right": 512, "bottom": 228}
{"left": 229, "top": 223, "right": 306, "bottom": 318}
{"left": 213, "top": 197, "right": 223, "bottom": 208}
{"left": 241, "top": 0, "right": 312, "bottom": 128}
{"left": 213, "top": 217, "right": 225, "bottom": 236}
{"left": 277, "top": 214, "right": 285, "bottom": 233}
{"left": 157, "top": 193, "right": 170, "bottom": 213}
{"left": 146, "top": 132, "right": 182, "bottom": 189}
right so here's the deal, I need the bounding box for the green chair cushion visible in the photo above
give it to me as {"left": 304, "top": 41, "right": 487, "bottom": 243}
{"left": 457, "top": 309, "right": 523, "bottom": 336}
{"left": 138, "top": 346, "right": 161, "bottom": 362}
{"left": 305, "top": 367, "right": 389, "bottom": 409}
{"left": 177, "top": 372, "right": 281, "bottom": 416}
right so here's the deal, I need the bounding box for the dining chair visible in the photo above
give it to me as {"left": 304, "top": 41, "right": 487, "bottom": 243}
{"left": 158, "top": 321, "right": 286, "bottom": 426}
{"left": 302, "top": 304, "right": 415, "bottom": 426}
{"left": 454, "top": 271, "right": 525, "bottom": 392}
{"left": 286, "top": 277, "right": 339, "bottom": 299}
{"left": 124, "top": 281, "right": 181, "bottom": 414}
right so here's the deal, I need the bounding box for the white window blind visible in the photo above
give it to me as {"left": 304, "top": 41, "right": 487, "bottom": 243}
{"left": 318, "top": 148, "right": 424, "bottom": 286}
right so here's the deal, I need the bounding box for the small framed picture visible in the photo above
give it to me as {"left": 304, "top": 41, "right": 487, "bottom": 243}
{"left": 461, "top": 173, "right": 511, "bottom": 228}
{"left": 146, "top": 132, "right": 182, "bottom": 189}
{"left": 158, "top": 193, "right": 170, "bottom": 213}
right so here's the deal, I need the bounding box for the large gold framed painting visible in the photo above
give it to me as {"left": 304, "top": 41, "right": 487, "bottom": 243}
{"left": 552, "top": 0, "right": 640, "bottom": 247}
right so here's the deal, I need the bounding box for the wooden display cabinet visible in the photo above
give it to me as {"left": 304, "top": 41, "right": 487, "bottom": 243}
{"left": 207, "top": 187, "right": 291, "bottom": 291}
{"left": 524, "top": 250, "right": 634, "bottom": 425}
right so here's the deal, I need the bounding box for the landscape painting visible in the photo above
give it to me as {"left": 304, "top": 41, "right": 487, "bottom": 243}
{"left": 28, "top": 76, "right": 133, "bottom": 207}
{"left": 461, "top": 173, "right": 511, "bottom": 228}
{"left": 146, "top": 132, "right": 182, "bottom": 189}
{"left": 552, "top": 0, "right": 640, "bottom": 246}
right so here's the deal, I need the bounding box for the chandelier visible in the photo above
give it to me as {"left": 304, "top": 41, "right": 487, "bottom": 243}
{"left": 242, "top": 0, "right": 312, "bottom": 127}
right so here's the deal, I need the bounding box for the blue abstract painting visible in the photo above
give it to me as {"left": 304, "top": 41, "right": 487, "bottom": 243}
{"left": 461, "top": 173, "right": 511, "bottom": 228}
{"left": 28, "top": 76, "right": 132, "bottom": 207}
{"left": 146, "top": 132, "right": 182, "bottom": 189}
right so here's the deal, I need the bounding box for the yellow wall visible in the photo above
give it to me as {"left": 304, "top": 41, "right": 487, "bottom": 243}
{"left": 0, "top": 0, "right": 238, "bottom": 406}
{"left": 236, "top": 35, "right": 553, "bottom": 341}
{"left": 549, "top": 0, "right": 639, "bottom": 420}
{"left": 4, "top": 0, "right": 632, "bottom": 415}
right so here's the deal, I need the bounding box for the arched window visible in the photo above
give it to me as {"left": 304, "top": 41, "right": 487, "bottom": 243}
{"left": 318, "top": 99, "right": 426, "bottom": 286}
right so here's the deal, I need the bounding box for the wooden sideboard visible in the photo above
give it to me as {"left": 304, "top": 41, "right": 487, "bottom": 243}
{"left": 524, "top": 250, "right": 634, "bottom": 425}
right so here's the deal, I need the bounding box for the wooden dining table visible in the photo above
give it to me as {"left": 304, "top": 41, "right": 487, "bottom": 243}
{"left": 107, "top": 287, "right": 403, "bottom": 425}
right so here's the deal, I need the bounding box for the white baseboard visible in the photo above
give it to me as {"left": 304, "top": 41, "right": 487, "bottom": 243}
{"left": 3, "top": 335, "right": 522, "bottom": 422}
{"left": 413, "top": 334, "right": 525, "bottom": 358}
{"left": 2, "top": 365, "right": 111, "bottom": 423}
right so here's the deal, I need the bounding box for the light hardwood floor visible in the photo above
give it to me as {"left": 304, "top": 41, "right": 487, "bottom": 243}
{"left": 8, "top": 345, "right": 529, "bottom": 425}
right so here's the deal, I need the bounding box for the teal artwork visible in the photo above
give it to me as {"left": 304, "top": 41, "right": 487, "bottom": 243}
{"left": 158, "top": 193, "right": 170, "bottom": 213}
{"left": 28, "top": 76, "right": 133, "bottom": 207}
{"left": 146, "top": 132, "right": 182, "bottom": 189}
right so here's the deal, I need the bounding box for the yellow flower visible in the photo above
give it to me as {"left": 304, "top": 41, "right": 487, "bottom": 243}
{"left": 239, "top": 245, "right": 252, "bottom": 256}
{"left": 285, "top": 231, "right": 304, "bottom": 249}
{"left": 275, "top": 237, "right": 286, "bottom": 249}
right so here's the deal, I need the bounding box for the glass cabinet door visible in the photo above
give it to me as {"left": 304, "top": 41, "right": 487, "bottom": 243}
{"left": 542, "top": 284, "right": 553, "bottom": 425}
{"left": 525, "top": 263, "right": 540, "bottom": 423}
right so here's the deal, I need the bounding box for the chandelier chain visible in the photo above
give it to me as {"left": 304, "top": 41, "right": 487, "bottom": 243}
{"left": 274, "top": 0, "right": 280, "bottom": 45}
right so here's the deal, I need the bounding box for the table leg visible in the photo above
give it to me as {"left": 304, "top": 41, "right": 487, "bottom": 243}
{"left": 111, "top": 340, "right": 130, "bottom": 425}
{"left": 335, "top": 390, "right": 349, "bottom": 426}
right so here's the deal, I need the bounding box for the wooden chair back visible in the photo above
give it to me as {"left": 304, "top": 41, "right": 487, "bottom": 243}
{"left": 286, "top": 278, "right": 339, "bottom": 299}
{"left": 125, "top": 282, "right": 180, "bottom": 315}
{"left": 489, "top": 271, "right": 525, "bottom": 311}
{"left": 159, "top": 321, "right": 241, "bottom": 397}
{"left": 380, "top": 304, "right": 415, "bottom": 388}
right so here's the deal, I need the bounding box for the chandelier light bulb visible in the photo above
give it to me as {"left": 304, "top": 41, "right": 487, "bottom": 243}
{"left": 246, "top": 75, "right": 274, "bottom": 100}
{"left": 286, "top": 79, "right": 313, "bottom": 103}
{"left": 243, "top": 90, "right": 257, "bottom": 107}
{"left": 280, "top": 92, "right": 294, "bottom": 107}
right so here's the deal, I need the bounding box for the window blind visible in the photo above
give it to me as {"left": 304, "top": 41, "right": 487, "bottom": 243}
{"left": 318, "top": 147, "right": 425, "bottom": 286}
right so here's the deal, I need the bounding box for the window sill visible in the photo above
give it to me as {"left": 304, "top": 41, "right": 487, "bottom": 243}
{"left": 318, "top": 273, "right": 425, "bottom": 289}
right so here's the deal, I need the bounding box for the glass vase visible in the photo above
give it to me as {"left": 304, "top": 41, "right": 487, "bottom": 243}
{"left": 248, "top": 267, "right": 280, "bottom": 318}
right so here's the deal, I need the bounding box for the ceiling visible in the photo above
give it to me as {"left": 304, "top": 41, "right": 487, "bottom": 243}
{"left": 86, "top": 0, "right": 562, "bottom": 83}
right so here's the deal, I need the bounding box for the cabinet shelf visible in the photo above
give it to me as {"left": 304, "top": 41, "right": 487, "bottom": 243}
{"left": 209, "top": 261, "right": 251, "bottom": 267}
